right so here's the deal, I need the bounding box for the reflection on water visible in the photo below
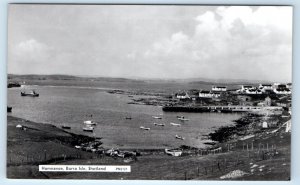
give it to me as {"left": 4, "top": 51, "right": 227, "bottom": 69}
{"left": 8, "top": 85, "right": 242, "bottom": 149}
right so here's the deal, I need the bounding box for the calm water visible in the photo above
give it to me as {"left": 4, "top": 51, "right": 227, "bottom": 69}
{"left": 7, "top": 85, "right": 242, "bottom": 149}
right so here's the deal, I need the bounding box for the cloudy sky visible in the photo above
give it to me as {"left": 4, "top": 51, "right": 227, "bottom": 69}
{"left": 8, "top": 5, "right": 292, "bottom": 82}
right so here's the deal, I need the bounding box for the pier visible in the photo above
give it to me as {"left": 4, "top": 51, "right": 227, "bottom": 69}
{"left": 162, "top": 105, "right": 282, "bottom": 113}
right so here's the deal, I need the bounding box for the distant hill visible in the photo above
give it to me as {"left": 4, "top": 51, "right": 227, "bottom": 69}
{"left": 7, "top": 74, "right": 145, "bottom": 83}
{"left": 7, "top": 74, "right": 273, "bottom": 85}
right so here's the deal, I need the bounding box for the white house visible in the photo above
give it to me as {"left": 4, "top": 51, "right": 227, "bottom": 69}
{"left": 286, "top": 83, "right": 292, "bottom": 90}
{"left": 241, "top": 85, "right": 253, "bottom": 91}
{"left": 199, "top": 90, "right": 212, "bottom": 98}
{"left": 176, "top": 92, "right": 190, "bottom": 100}
{"left": 273, "top": 88, "right": 291, "bottom": 95}
{"left": 259, "top": 84, "right": 273, "bottom": 92}
{"left": 199, "top": 90, "right": 221, "bottom": 98}
{"left": 245, "top": 88, "right": 262, "bottom": 94}
{"left": 212, "top": 86, "right": 227, "bottom": 92}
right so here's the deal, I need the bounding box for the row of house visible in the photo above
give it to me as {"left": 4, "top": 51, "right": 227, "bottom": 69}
{"left": 176, "top": 86, "right": 227, "bottom": 100}
{"left": 237, "top": 83, "right": 292, "bottom": 95}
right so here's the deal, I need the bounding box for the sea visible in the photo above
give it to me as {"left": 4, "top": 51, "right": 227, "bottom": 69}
{"left": 7, "top": 81, "right": 242, "bottom": 149}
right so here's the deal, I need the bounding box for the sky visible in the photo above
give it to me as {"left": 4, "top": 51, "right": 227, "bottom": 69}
{"left": 7, "top": 5, "right": 293, "bottom": 82}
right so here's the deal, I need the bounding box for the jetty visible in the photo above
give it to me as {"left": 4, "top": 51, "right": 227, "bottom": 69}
{"left": 162, "top": 105, "right": 283, "bottom": 113}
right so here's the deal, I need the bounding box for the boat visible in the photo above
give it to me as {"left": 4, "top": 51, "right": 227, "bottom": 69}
{"left": 7, "top": 106, "right": 12, "bottom": 113}
{"left": 21, "top": 90, "right": 39, "bottom": 97}
{"left": 61, "top": 125, "right": 71, "bottom": 129}
{"left": 165, "top": 148, "right": 183, "bottom": 157}
{"left": 177, "top": 117, "right": 189, "bottom": 121}
{"left": 83, "top": 120, "right": 97, "bottom": 125}
{"left": 140, "top": 126, "right": 150, "bottom": 130}
{"left": 152, "top": 116, "right": 162, "bottom": 119}
{"left": 83, "top": 126, "right": 94, "bottom": 132}
{"left": 125, "top": 117, "right": 132, "bottom": 120}
{"left": 175, "top": 135, "right": 185, "bottom": 140}
{"left": 154, "top": 123, "right": 165, "bottom": 126}
{"left": 170, "top": 122, "right": 181, "bottom": 127}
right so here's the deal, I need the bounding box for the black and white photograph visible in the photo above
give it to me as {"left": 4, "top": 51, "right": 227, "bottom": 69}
{"left": 7, "top": 4, "right": 292, "bottom": 180}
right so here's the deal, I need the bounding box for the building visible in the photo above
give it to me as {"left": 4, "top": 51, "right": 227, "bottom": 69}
{"left": 212, "top": 86, "right": 227, "bottom": 92}
{"left": 199, "top": 90, "right": 212, "bottom": 98}
{"left": 241, "top": 85, "right": 253, "bottom": 91}
{"left": 259, "top": 84, "right": 273, "bottom": 92}
{"left": 245, "top": 88, "right": 262, "bottom": 94}
{"left": 199, "top": 90, "right": 221, "bottom": 98}
{"left": 176, "top": 92, "right": 190, "bottom": 100}
{"left": 265, "top": 96, "right": 271, "bottom": 106}
{"left": 273, "top": 87, "right": 291, "bottom": 95}
{"left": 257, "top": 97, "right": 271, "bottom": 107}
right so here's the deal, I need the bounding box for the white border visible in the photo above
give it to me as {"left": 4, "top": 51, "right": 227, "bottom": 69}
{"left": 1, "top": 1, "right": 299, "bottom": 185}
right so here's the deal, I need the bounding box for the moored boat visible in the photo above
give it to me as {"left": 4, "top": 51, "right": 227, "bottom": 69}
{"left": 83, "top": 126, "right": 94, "bottom": 132}
{"left": 175, "top": 134, "right": 185, "bottom": 140}
{"left": 84, "top": 120, "right": 97, "bottom": 125}
{"left": 140, "top": 126, "right": 150, "bottom": 130}
{"left": 21, "top": 90, "right": 39, "bottom": 97}
{"left": 177, "top": 117, "right": 189, "bottom": 121}
{"left": 154, "top": 123, "right": 165, "bottom": 126}
{"left": 170, "top": 122, "right": 181, "bottom": 127}
{"left": 165, "top": 148, "right": 183, "bottom": 157}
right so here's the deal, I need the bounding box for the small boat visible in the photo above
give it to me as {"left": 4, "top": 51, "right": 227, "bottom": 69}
{"left": 154, "top": 123, "right": 165, "bottom": 126}
{"left": 61, "top": 125, "right": 71, "bottom": 129}
{"left": 152, "top": 116, "right": 162, "bottom": 119}
{"left": 83, "top": 126, "right": 94, "bottom": 132}
{"left": 178, "top": 117, "right": 189, "bottom": 121}
{"left": 21, "top": 90, "right": 39, "bottom": 97}
{"left": 170, "top": 122, "right": 181, "bottom": 127}
{"left": 7, "top": 106, "right": 12, "bottom": 113}
{"left": 84, "top": 120, "right": 97, "bottom": 125}
{"left": 140, "top": 126, "right": 150, "bottom": 130}
{"left": 125, "top": 117, "right": 132, "bottom": 120}
{"left": 175, "top": 135, "right": 185, "bottom": 140}
{"left": 165, "top": 148, "right": 183, "bottom": 157}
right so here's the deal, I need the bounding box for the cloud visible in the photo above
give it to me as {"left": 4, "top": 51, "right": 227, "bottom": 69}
{"left": 14, "top": 39, "right": 51, "bottom": 62}
{"left": 142, "top": 6, "right": 292, "bottom": 82}
{"left": 9, "top": 39, "right": 54, "bottom": 74}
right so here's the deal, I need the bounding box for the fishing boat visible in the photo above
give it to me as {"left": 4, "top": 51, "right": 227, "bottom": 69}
{"left": 7, "top": 106, "right": 12, "bottom": 113}
{"left": 140, "top": 126, "right": 150, "bottom": 130}
{"left": 83, "top": 126, "right": 94, "bottom": 132}
{"left": 165, "top": 148, "right": 183, "bottom": 157}
{"left": 154, "top": 123, "right": 165, "bottom": 126}
{"left": 175, "top": 135, "right": 185, "bottom": 140}
{"left": 152, "top": 116, "right": 162, "bottom": 119}
{"left": 21, "top": 90, "right": 39, "bottom": 97}
{"left": 170, "top": 122, "right": 181, "bottom": 127}
{"left": 61, "top": 125, "right": 71, "bottom": 129}
{"left": 84, "top": 120, "right": 97, "bottom": 125}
